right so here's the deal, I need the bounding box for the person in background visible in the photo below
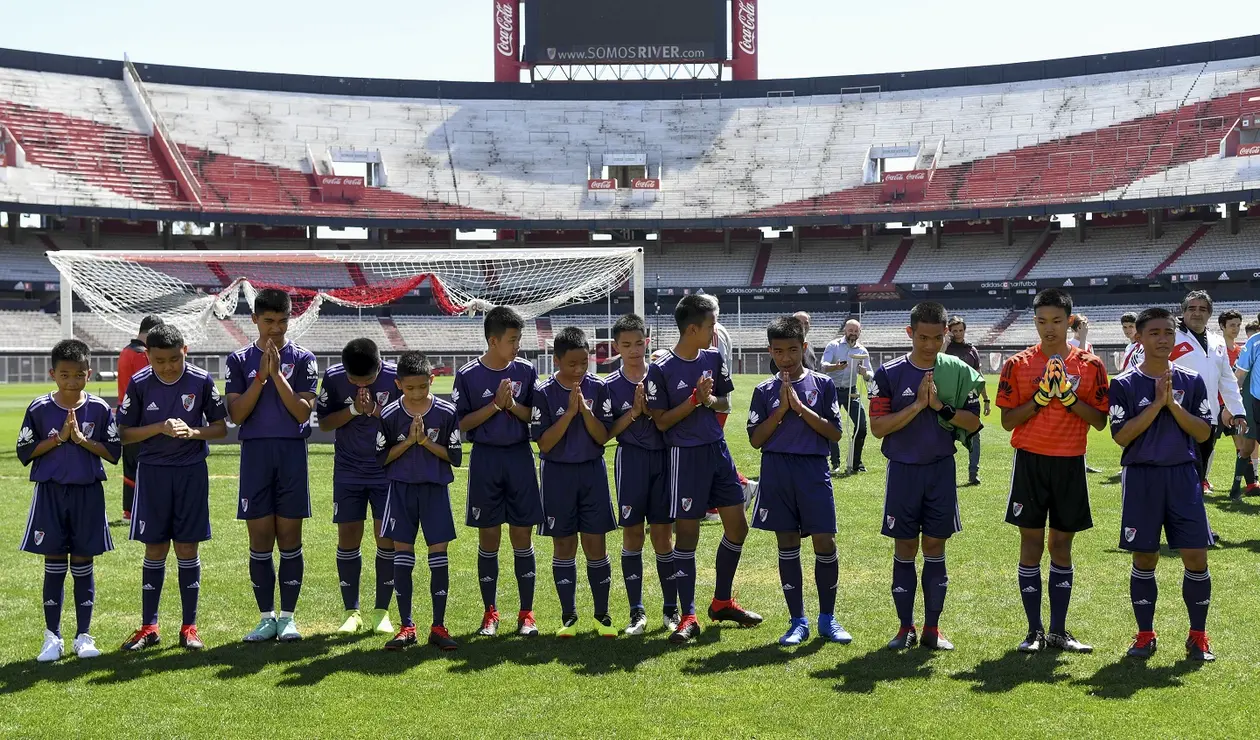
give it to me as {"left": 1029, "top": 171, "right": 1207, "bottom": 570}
{"left": 117, "top": 315, "right": 163, "bottom": 524}
{"left": 1120, "top": 312, "right": 1141, "bottom": 371}
{"left": 1234, "top": 315, "right": 1260, "bottom": 499}
{"left": 700, "top": 295, "right": 757, "bottom": 518}
{"left": 1219, "top": 310, "right": 1256, "bottom": 498}
{"left": 1067, "top": 314, "right": 1102, "bottom": 473}
{"left": 793, "top": 311, "right": 818, "bottom": 371}
{"left": 822, "top": 320, "right": 873, "bottom": 476}
{"left": 945, "top": 316, "right": 991, "bottom": 485}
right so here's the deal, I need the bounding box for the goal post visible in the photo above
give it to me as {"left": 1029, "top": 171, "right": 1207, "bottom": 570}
{"left": 47, "top": 247, "right": 645, "bottom": 346}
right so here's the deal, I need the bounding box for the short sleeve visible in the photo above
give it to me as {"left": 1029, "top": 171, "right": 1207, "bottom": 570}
{"left": 996, "top": 357, "right": 1022, "bottom": 409}
{"left": 374, "top": 414, "right": 393, "bottom": 468}
{"left": 868, "top": 366, "right": 893, "bottom": 418}
{"left": 746, "top": 384, "right": 769, "bottom": 439}
{"left": 16, "top": 405, "right": 39, "bottom": 466}
{"left": 316, "top": 371, "right": 346, "bottom": 419}
{"left": 820, "top": 379, "right": 842, "bottom": 428}
{"left": 1239, "top": 341, "right": 1255, "bottom": 374}
{"left": 1108, "top": 378, "right": 1131, "bottom": 438}
{"left": 518, "top": 365, "right": 538, "bottom": 409}
{"left": 530, "top": 386, "right": 553, "bottom": 441}
{"left": 596, "top": 382, "right": 615, "bottom": 429}
{"left": 1087, "top": 358, "right": 1110, "bottom": 411}
{"left": 645, "top": 364, "right": 667, "bottom": 411}
{"left": 296, "top": 353, "right": 319, "bottom": 395}
{"left": 225, "top": 352, "right": 245, "bottom": 395}
{"left": 715, "top": 353, "right": 735, "bottom": 397}
{"left": 822, "top": 342, "right": 837, "bottom": 364}
{"left": 1191, "top": 375, "right": 1214, "bottom": 425}
{"left": 443, "top": 411, "right": 463, "bottom": 467}
{"left": 100, "top": 409, "right": 122, "bottom": 462}
{"left": 963, "top": 366, "right": 984, "bottom": 415}
{"left": 117, "top": 380, "right": 142, "bottom": 427}
{"left": 203, "top": 374, "right": 228, "bottom": 423}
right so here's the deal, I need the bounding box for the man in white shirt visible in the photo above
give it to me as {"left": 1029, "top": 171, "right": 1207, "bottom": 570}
{"left": 822, "top": 320, "right": 874, "bottom": 475}
{"left": 1120, "top": 312, "right": 1141, "bottom": 371}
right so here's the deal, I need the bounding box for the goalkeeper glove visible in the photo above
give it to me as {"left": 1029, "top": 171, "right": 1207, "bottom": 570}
{"left": 1034, "top": 362, "right": 1056, "bottom": 407}
{"left": 1049, "top": 356, "right": 1077, "bottom": 407}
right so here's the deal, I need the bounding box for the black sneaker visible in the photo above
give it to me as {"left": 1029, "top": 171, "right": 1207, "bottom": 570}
{"left": 1186, "top": 631, "right": 1215, "bottom": 662}
{"left": 1126, "top": 631, "right": 1157, "bottom": 659}
{"left": 921, "top": 627, "right": 954, "bottom": 651}
{"left": 708, "top": 598, "right": 763, "bottom": 627}
{"left": 848, "top": 463, "right": 867, "bottom": 474}
{"left": 384, "top": 625, "right": 417, "bottom": 650}
{"left": 1018, "top": 629, "right": 1046, "bottom": 653}
{"left": 428, "top": 626, "right": 458, "bottom": 651}
{"left": 669, "top": 614, "right": 701, "bottom": 644}
{"left": 1046, "top": 630, "right": 1092, "bottom": 653}
{"left": 121, "top": 625, "right": 161, "bottom": 652}
{"left": 887, "top": 626, "right": 918, "bottom": 650}
{"left": 968, "top": 476, "right": 982, "bottom": 486}
{"left": 664, "top": 608, "right": 682, "bottom": 633}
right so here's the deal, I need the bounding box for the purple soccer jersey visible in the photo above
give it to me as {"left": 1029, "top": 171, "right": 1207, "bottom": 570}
{"left": 224, "top": 341, "right": 319, "bottom": 440}
{"left": 16, "top": 393, "right": 121, "bottom": 484}
{"left": 869, "top": 355, "right": 976, "bottom": 465}
{"left": 530, "top": 374, "right": 614, "bottom": 463}
{"left": 376, "top": 397, "right": 462, "bottom": 485}
{"left": 316, "top": 361, "right": 399, "bottom": 484}
{"left": 645, "top": 348, "right": 735, "bottom": 448}
{"left": 117, "top": 364, "right": 228, "bottom": 466}
{"left": 605, "top": 368, "right": 664, "bottom": 450}
{"left": 452, "top": 357, "right": 538, "bottom": 446}
{"left": 746, "top": 371, "right": 841, "bottom": 457}
{"left": 1109, "top": 366, "right": 1213, "bottom": 467}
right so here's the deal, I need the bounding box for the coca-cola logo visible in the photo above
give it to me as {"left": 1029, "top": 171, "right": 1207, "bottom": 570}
{"left": 906, "top": 171, "right": 927, "bottom": 181}
{"left": 319, "top": 176, "right": 364, "bottom": 186}
{"left": 495, "top": 1, "right": 515, "bottom": 58}
{"left": 631, "top": 178, "right": 660, "bottom": 190}
{"left": 1239, "top": 143, "right": 1260, "bottom": 156}
{"left": 736, "top": 0, "right": 757, "bottom": 55}
{"left": 588, "top": 179, "right": 616, "bottom": 190}
{"left": 884, "top": 172, "right": 906, "bottom": 182}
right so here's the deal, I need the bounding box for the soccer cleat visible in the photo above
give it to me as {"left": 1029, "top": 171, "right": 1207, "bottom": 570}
{"left": 968, "top": 476, "right": 982, "bottom": 486}
{"left": 595, "top": 614, "right": 618, "bottom": 639}
{"left": 708, "top": 598, "right": 763, "bottom": 627}
{"left": 384, "top": 625, "right": 417, "bottom": 650}
{"left": 369, "top": 608, "right": 393, "bottom": 635}
{"left": 122, "top": 511, "right": 132, "bottom": 524}
{"left": 1186, "top": 630, "right": 1216, "bottom": 662}
{"left": 1246, "top": 483, "right": 1260, "bottom": 497}
{"left": 887, "top": 626, "right": 918, "bottom": 650}
{"left": 818, "top": 614, "right": 853, "bottom": 644}
{"left": 702, "top": 511, "right": 721, "bottom": 524}
{"left": 72, "top": 633, "right": 101, "bottom": 659}
{"left": 1084, "top": 463, "right": 1101, "bottom": 473}
{"left": 557, "top": 614, "right": 580, "bottom": 638}
{"left": 243, "top": 617, "right": 278, "bottom": 643}
{"left": 337, "top": 609, "right": 364, "bottom": 634}
{"left": 179, "top": 625, "right": 204, "bottom": 651}
{"left": 428, "top": 626, "right": 458, "bottom": 651}
{"left": 1126, "top": 631, "right": 1157, "bottom": 659}
{"left": 37, "top": 630, "right": 64, "bottom": 662}
{"left": 624, "top": 608, "right": 648, "bottom": 636}
{"left": 742, "top": 479, "right": 759, "bottom": 510}
{"left": 121, "top": 624, "right": 161, "bottom": 652}
{"left": 664, "top": 608, "right": 682, "bottom": 634}
{"left": 921, "top": 627, "right": 954, "bottom": 651}
{"left": 276, "top": 616, "right": 302, "bottom": 642}
{"left": 1202, "top": 480, "right": 1214, "bottom": 495}
{"left": 476, "top": 608, "right": 500, "bottom": 637}
{"left": 778, "top": 617, "right": 810, "bottom": 646}
{"left": 1018, "top": 629, "right": 1046, "bottom": 653}
{"left": 669, "top": 614, "right": 702, "bottom": 644}
{"left": 1046, "top": 630, "right": 1092, "bottom": 653}
{"left": 848, "top": 463, "right": 868, "bottom": 474}
{"left": 830, "top": 466, "right": 844, "bottom": 478}
{"left": 516, "top": 610, "right": 539, "bottom": 637}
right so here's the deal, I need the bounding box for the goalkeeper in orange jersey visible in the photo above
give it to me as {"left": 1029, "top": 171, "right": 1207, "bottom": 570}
{"left": 996, "top": 289, "right": 1109, "bottom": 656}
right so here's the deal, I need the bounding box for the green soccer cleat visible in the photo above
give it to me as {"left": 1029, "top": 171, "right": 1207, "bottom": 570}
{"left": 337, "top": 609, "right": 364, "bottom": 634}
{"left": 594, "top": 614, "right": 618, "bottom": 639}
{"left": 243, "top": 617, "right": 278, "bottom": 643}
{"left": 369, "top": 609, "right": 394, "bottom": 635}
{"left": 276, "top": 616, "right": 303, "bottom": 642}
{"left": 557, "top": 614, "right": 580, "bottom": 638}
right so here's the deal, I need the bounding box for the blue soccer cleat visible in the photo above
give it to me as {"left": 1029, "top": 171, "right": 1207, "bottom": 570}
{"left": 818, "top": 614, "right": 853, "bottom": 644}
{"left": 778, "top": 617, "right": 810, "bottom": 646}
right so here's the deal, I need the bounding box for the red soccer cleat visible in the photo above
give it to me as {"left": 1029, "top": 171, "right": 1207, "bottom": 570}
{"left": 428, "top": 625, "right": 458, "bottom": 651}
{"left": 517, "top": 610, "right": 539, "bottom": 637}
{"left": 476, "top": 608, "right": 500, "bottom": 637}
{"left": 121, "top": 624, "right": 160, "bottom": 651}
{"left": 179, "top": 624, "right": 204, "bottom": 650}
{"left": 384, "top": 625, "right": 417, "bottom": 650}
{"left": 1186, "top": 630, "right": 1216, "bottom": 661}
{"left": 708, "top": 598, "right": 763, "bottom": 627}
{"left": 669, "top": 614, "right": 701, "bottom": 644}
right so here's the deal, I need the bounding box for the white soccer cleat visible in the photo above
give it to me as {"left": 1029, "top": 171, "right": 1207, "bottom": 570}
{"left": 73, "top": 633, "right": 101, "bottom": 659}
{"left": 742, "top": 479, "right": 760, "bottom": 510}
{"left": 37, "top": 630, "right": 64, "bottom": 662}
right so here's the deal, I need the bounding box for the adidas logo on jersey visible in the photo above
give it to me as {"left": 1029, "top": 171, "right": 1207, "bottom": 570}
{"left": 1138, "top": 397, "right": 1151, "bottom": 408}
{"left": 482, "top": 389, "right": 494, "bottom": 398}
{"left": 396, "top": 433, "right": 407, "bottom": 442}
{"left": 901, "top": 388, "right": 915, "bottom": 397}
{"left": 147, "top": 402, "right": 159, "bottom": 411}
{"left": 621, "top": 401, "right": 632, "bottom": 410}
{"left": 677, "top": 380, "right": 688, "bottom": 390}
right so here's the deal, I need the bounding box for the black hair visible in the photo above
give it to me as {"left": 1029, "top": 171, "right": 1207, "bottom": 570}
{"left": 1135, "top": 306, "right": 1174, "bottom": 333}
{"left": 674, "top": 294, "right": 716, "bottom": 332}
{"left": 138, "top": 315, "right": 164, "bottom": 335}
{"left": 612, "top": 313, "right": 647, "bottom": 341}
{"left": 51, "top": 339, "right": 90, "bottom": 366}
{"left": 553, "top": 326, "right": 590, "bottom": 358}
{"left": 1121, "top": 312, "right": 1138, "bottom": 325}
{"left": 947, "top": 315, "right": 966, "bottom": 329}
{"left": 253, "top": 288, "right": 291, "bottom": 316}
{"left": 1218, "top": 309, "right": 1243, "bottom": 329}
{"left": 341, "top": 337, "right": 381, "bottom": 377}
{"left": 1032, "top": 288, "right": 1073, "bottom": 318}
{"left": 396, "top": 351, "right": 433, "bottom": 379}
{"left": 767, "top": 315, "right": 806, "bottom": 344}
{"left": 145, "top": 324, "right": 185, "bottom": 351}
{"left": 1247, "top": 320, "right": 1260, "bottom": 334}
{"left": 1181, "top": 289, "right": 1213, "bottom": 314}
{"left": 483, "top": 305, "right": 524, "bottom": 339}
{"left": 909, "top": 301, "right": 948, "bottom": 329}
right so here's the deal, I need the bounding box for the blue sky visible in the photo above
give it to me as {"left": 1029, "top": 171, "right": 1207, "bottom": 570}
{"left": 8, "top": 1, "right": 1255, "bottom": 81}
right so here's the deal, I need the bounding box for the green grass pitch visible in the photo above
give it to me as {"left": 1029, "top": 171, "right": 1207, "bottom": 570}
{"left": 0, "top": 375, "right": 1255, "bottom": 737}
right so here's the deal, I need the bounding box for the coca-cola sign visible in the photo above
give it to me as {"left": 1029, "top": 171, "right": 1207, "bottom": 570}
{"left": 588, "top": 179, "right": 617, "bottom": 190}
{"left": 631, "top": 178, "right": 660, "bottom": 190}
{"left": 736, "top": 0, "right": 756, "bottom": 55}
{"left": 494, "top": 1, "right": 515, "bottom": 57}
{"left": 1239, "top": 143, "right": 1260, "bottom": 156}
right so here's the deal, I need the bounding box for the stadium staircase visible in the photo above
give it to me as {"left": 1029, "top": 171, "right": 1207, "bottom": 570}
{"left": 880, "top": 237, "right": 916, "bottom": 284}
{"left": 1148, "top": 223, "right": 1213, "bottom": 277}
{"left": 206, "top": 262, "right": 232, "bottom": 287}
{"left": 378, "top": 317, "right": 407, "bottom": 351}
{"left": 219, "top": 318, "right": 250, "bottom": 346}
{"left": 346, "top": 263, "right": 369, "bottom": 287}
{"left": 749, "top": 243, "right": 772, "bottom": 287}
{"left": 981, "top": 308, "right": 1025, "bottom": 345}
{"left": 1014, "top": 231, "right": 1058, "bottom": 279}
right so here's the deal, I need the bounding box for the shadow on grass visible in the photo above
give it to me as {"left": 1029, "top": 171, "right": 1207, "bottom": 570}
{"left": 810, "top": 647, "right": 936, "bottom": 694}
{"left": 1102, "top": 546, "right": 1183, "bottom": 560}
{"left": 442, "top": 625, "right": 695, "bottom": 676}
{"left": 0, "top": 633, "right": 370, "bottom": 695}
{"left": 1208, "top": 496, "right": 1260, "bottom": 516}
{"left": 1073, "top": 657, "right": 1205, "bottom": 699}
{"left": 1208, "top": 538, "right": 1260, "bottom": 555}
{"left": 681, "top": 638, "right": 827, "bottom": 675}
{"left": 954, "top": 648, "right": 1071, "bottom": 693}
{"left": 1098, "top": 473, "right": 1123, "bottom": 488}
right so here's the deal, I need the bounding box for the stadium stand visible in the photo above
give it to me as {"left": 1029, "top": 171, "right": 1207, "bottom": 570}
{"left": 894, "top": 233, "right": 1036, "bottom": 282}
{"left": 1166, "top": 218, "right": 1260, "bottom": 273}
{"left": 761, "top": 236, "right": 901, "bottom": 286}
{"left": 1026, "top": 223, "right": 1199, "bottom": 279}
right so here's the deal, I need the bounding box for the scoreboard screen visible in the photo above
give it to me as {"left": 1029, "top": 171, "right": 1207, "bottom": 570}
{"left": 523, "top": 0, "right": 728, "bottom": 64}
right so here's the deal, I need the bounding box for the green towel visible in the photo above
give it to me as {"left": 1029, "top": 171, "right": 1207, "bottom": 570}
{"left": 931, "top": 352, "right": 986, "bottom": 449}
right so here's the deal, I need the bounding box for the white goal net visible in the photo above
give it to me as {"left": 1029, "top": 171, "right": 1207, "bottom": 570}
{"left": 46, "top": 247, "right": 644, "bottom": 345}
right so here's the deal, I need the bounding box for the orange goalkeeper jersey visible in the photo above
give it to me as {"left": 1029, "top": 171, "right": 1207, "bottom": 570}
{"left": 996, "top": 344, "right": 1108, "bottom": 457}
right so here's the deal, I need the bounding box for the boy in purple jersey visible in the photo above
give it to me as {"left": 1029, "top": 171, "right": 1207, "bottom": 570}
{"left": 224, "top": 289, "right": 319, "bottom": 643}
{"left": 17, "top": 340, "right": 121, "bottom": 662}
{"left": 453, "top": 306, "right": 543, "bottom": 637}
{"left": 869, "top": 302, "right": 982, "bottom": 652}
{"left": 316, "top": 338, "right": 401, "bottom": 636}
{"left": 606, "top": 313, "right": 679, "bottom": 636}
{"left": 376, "top": 352, "right": 462, "bottom": 652}
{"left": 532, "top": 327, "right": 619, "bottom": 638}
{"left": 747, "top": 316, "right": 851, "bottom": 646}
{"left": 646, "top": 295, "right": 762, "bottom": 644}
{"left": 1110, "top": 307, "right": 1217, "bottom": 662}
{"left": 117, "top": 325, "right": 228, "bottom": 652}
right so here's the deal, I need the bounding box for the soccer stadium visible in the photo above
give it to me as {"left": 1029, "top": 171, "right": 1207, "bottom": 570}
{"left": 2, "top": 2, "right": 1260, "bottom": 736}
